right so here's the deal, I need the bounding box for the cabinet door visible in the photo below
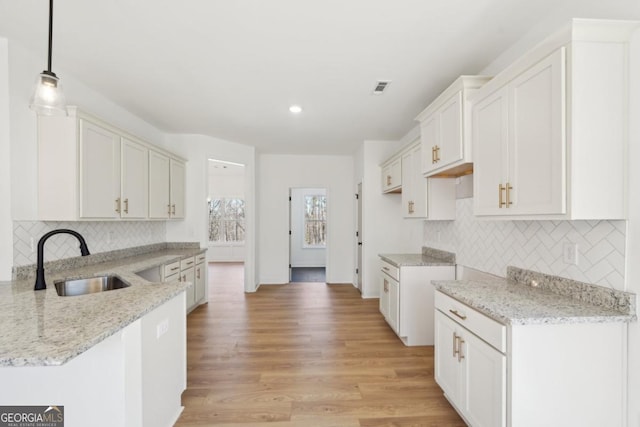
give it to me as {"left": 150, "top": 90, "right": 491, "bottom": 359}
{"left": 195, "top": 262, "right": 206, "bottom": 303}
{"left": 148, "top": 151, "right": 170, "bottom": 219}
{"left": 473, "top": 87, "right": 509, "bottom": 216}
{"left": 379, "top": 275, "right": 390, "bottom": 319}
{"left": 420, "top": 114, "right": 439, "bottom": 175}
{"left": 434, "top": 311, "right": 461, "bottom": 404}
{"left": 382, "top": 158, "right": 402, "bottom": 193}
{"left": 401, "top": 150, "right": 415, "bottom": 217}
{"left": 438, "top": 91, "right": 463, "bottom": 168}
{"left": 170, "top": 159, "right": 186, "bottom": 219}
{"left": 181, "top": 266, "right": 195, "bottom": 311}
{"left": 387, "top": 278, "right": 400, "bottom": 334}
{"left": 461, "top": 329, "right": 506, "bottom": 427}
{"left": 508, "top": 48, "right": 566, "bottom": 215}
{"left": 79, "top": 120, "right": 121, "bottom": 218}
{"left": 410, "top": 145, "right": 427, "bottom": 218}
{"left": 121, "top": 139, "right": 148, "bottom": 219}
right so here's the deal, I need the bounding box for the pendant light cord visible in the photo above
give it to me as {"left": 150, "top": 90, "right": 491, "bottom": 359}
{"left": 47, "top": 0, "right": 53, "bottom": 72}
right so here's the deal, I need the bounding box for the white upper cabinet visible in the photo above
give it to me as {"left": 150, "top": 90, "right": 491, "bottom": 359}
{"left": 381, "top": 157, "right": 402, "bottom": 193}
{"left": 474, "top": 49, "right": 565, "bottom": 216}
{"left": 170, "top": 159, "right": 186, "bottom": 219}
{"left": 401, "top": 142, "right": 456, "bottom": 219}
{"left": 79, "top": 120, "right": 121, "bottom": 219}
{"left": 416, "top": 76, "right": 491, "bottom": 177}
{"left": 38, "top": 107, "right": 186, "bottom": 221}
{"left": 121, "top": 138, "right": 149, "bottom": 219}
{"left": 149, "top": 154, "right": 186, "bottom": 219}
{"left": 472, "top": 19, "right": 638, "bottom": 220}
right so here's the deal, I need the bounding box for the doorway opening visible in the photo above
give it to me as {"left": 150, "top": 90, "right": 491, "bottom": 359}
{"left": 207, "top": 159, "right": 246, "bottom": 287}
{"left": 289, "top": 188, "right": 327, "bottom": 283}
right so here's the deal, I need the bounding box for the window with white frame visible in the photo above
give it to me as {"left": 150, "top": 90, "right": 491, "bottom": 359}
{"left": 208, "top": 198, "right": 245, "bottom": 243}
{"left": 303, "top": 194, "right": 326, "bottom": 247}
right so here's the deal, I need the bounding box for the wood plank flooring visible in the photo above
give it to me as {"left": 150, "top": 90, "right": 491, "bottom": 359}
{"left": 175, "top": 263, "right": 465, "bottom": 427}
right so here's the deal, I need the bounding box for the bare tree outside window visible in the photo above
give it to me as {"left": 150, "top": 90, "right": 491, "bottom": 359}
{"left": 209, "top": 198, "right": 245, "bottom": 242}
{"left": 304, "top": 195, "right": 326, "bottom": 247}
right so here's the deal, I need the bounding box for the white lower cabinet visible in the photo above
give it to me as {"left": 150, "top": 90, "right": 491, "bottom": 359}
{"left": 380, "top": 259, "right": 455, "bottom": 345}
{"left": 435, "top": 310, "right": 506, "bottom": 427}
{"left": 194, "top": 253, "right": 207, "bottom": 304}
{"left": 435, "top": 290, "right": 628, "bottom": 427}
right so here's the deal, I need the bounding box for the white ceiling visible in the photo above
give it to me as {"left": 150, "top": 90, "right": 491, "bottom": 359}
{"left": 1, "top": 0, "right": 639, "bottom": 155}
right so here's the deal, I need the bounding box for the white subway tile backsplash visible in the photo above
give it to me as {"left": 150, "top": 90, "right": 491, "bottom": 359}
{"left": 13, "top": 221, "right": 166, "bottom": 267}
{"left": 424, "top": 199, "right": 626, "bottom": 289}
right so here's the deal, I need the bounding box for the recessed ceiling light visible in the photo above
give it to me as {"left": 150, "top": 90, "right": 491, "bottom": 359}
{"left": 289, "top": 105, "right": 302, "bottom": 114}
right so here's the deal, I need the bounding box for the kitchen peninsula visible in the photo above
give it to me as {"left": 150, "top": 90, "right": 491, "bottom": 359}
{"left": 0, "top": 243, "right": 206, "bottom": 427}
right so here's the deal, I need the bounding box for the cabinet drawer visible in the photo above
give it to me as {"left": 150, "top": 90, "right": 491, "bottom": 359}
{"left": 180, "top": 256, "right": 195, "bottom": 270}
{"left": 435, "top": 291, "right": 506, "bottom": 352}
{"left": 163, "top": 261, "right": 180, "bottom": 278}
{"left": 381, "top": 260, "right": 399, "bottom": 281}
{"left": 195, "top": 253, "right": 206, "bottom": 264}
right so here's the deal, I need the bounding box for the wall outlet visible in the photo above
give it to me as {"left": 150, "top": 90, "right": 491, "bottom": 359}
{"left": 156, "top": 319, "right": 169, "bottom": 339}
{"left": 563, "top": 242, "right": 579, "bottom": 265}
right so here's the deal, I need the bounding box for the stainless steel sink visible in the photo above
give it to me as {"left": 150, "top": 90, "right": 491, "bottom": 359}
{"left": 54, "top": 275, "right": 130, "bottom": 297}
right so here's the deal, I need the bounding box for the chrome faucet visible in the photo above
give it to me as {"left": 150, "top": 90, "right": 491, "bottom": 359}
{"left": 34, "top": 229, "right": 91, "bottom": 291}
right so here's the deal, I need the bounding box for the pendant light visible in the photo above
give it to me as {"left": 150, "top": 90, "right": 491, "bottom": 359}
{"left": 29, "top": 0, "right": 66, "bottom": 116}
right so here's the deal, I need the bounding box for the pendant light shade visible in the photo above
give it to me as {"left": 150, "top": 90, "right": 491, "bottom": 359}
{"left": 29, "top": 0, "right": 66, "bottom": 116}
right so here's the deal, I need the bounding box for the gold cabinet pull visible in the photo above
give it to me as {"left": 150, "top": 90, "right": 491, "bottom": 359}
{"left": 506, "top": 182, "right": 513, "bottom": 208}
{"left": 435, "top": 145, "right": 440, "bottom": 162}
{"left": 196, "top": 267, "right": 201, "bottom": 280}
{"left": 499, "top": 184, "right": 506, "bottom": 208}
{"left": 452, "top": 332, "right": 459, "bottom": 357}
{"left": 167, "top": 204, "right": 171, "bottom": 215}
{"left": 386, "top": 175, "right": 392, "bottom": 186}
{"left": 408, "top": 200, "right": 414, "bottom": 214}
{"left": 123, "top": 198, "right": 129, "bottom": 214}
{"left": 115, "top": 198, "right": 121, "bottom": 213}
{"left": 457, "top": 338, "right": 465, "bottom": 362}
{"left": 383, "top": 279, "right": 388, "bottom": 293}
{"left": 449, "top": 309, "right": 467, "bottom": 320}
{"left": 172, "top": 204, "right": 176, "bottom": 215}
{"left": 431, "top": 146, "right": 436, "bottom": 164}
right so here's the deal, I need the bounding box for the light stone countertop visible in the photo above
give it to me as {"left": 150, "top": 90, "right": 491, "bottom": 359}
{"left": 380, "top": 247, "right": 456, "bottom": 267}
{"left": 433, "top": 267, "right": 636, "bottom": 326}
{"left": 0, "top": 246, "right": 205, "bottom": 367}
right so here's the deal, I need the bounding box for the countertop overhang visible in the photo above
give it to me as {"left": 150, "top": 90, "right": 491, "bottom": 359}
{"left": 0, "top": 246, "right": 205, "bottom": 367}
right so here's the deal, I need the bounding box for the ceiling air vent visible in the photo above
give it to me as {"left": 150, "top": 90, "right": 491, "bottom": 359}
{"left": 372, "top": 80, "right": 391, "bottom": 95}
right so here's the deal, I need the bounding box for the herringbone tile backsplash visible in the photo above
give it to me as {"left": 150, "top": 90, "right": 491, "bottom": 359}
{"left": 13, "top": 221, "right": 166, "bottom": 266}
{"left": 424, "top": 198, "right": 626, "bottom": 289}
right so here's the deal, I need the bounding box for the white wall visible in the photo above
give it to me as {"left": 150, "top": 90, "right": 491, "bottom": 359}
{"left": 290, "top": 188, "right": 326, "bottom": 268}
{"left": 164, "top": 134, "right": 257, "bottom": 291}
{"left": 258, "top": 154, "right": 353, "bottom": 285}
{"left": 625, "top": 28, "right": 640, "bottom": 427}
{"left": 359, "top": 141, "right": 403, "bottom": 298}
{"left": 0, "top": 39, "right": 13, "bottom": 280}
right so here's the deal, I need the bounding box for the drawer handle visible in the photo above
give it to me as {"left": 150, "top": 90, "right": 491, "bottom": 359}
{"left": 185, "top": 261, "right": 194, "bottom": 266}
{"left": 170, "top": 266, "right": 180, "bottom": 271}
{"left": 382, "top": 266, "right": 390, "bottom": 271}
{"left": 449, "top": 309, "right": 467, "bottom": 320}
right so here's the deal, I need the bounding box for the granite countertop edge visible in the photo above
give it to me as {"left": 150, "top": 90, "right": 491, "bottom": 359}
{"left": 433, "top": 278, "right": 637, "bottom": 326}
{"left": 380, "top": 247, "right": 456, "bottom": 267}
{"left": 0, "top": 245, "right": 205, "bottom": 367}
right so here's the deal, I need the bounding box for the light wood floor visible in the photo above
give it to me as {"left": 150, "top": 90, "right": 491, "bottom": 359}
{"left": 175, "top": 263, "right": 465, "bottom": 427}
